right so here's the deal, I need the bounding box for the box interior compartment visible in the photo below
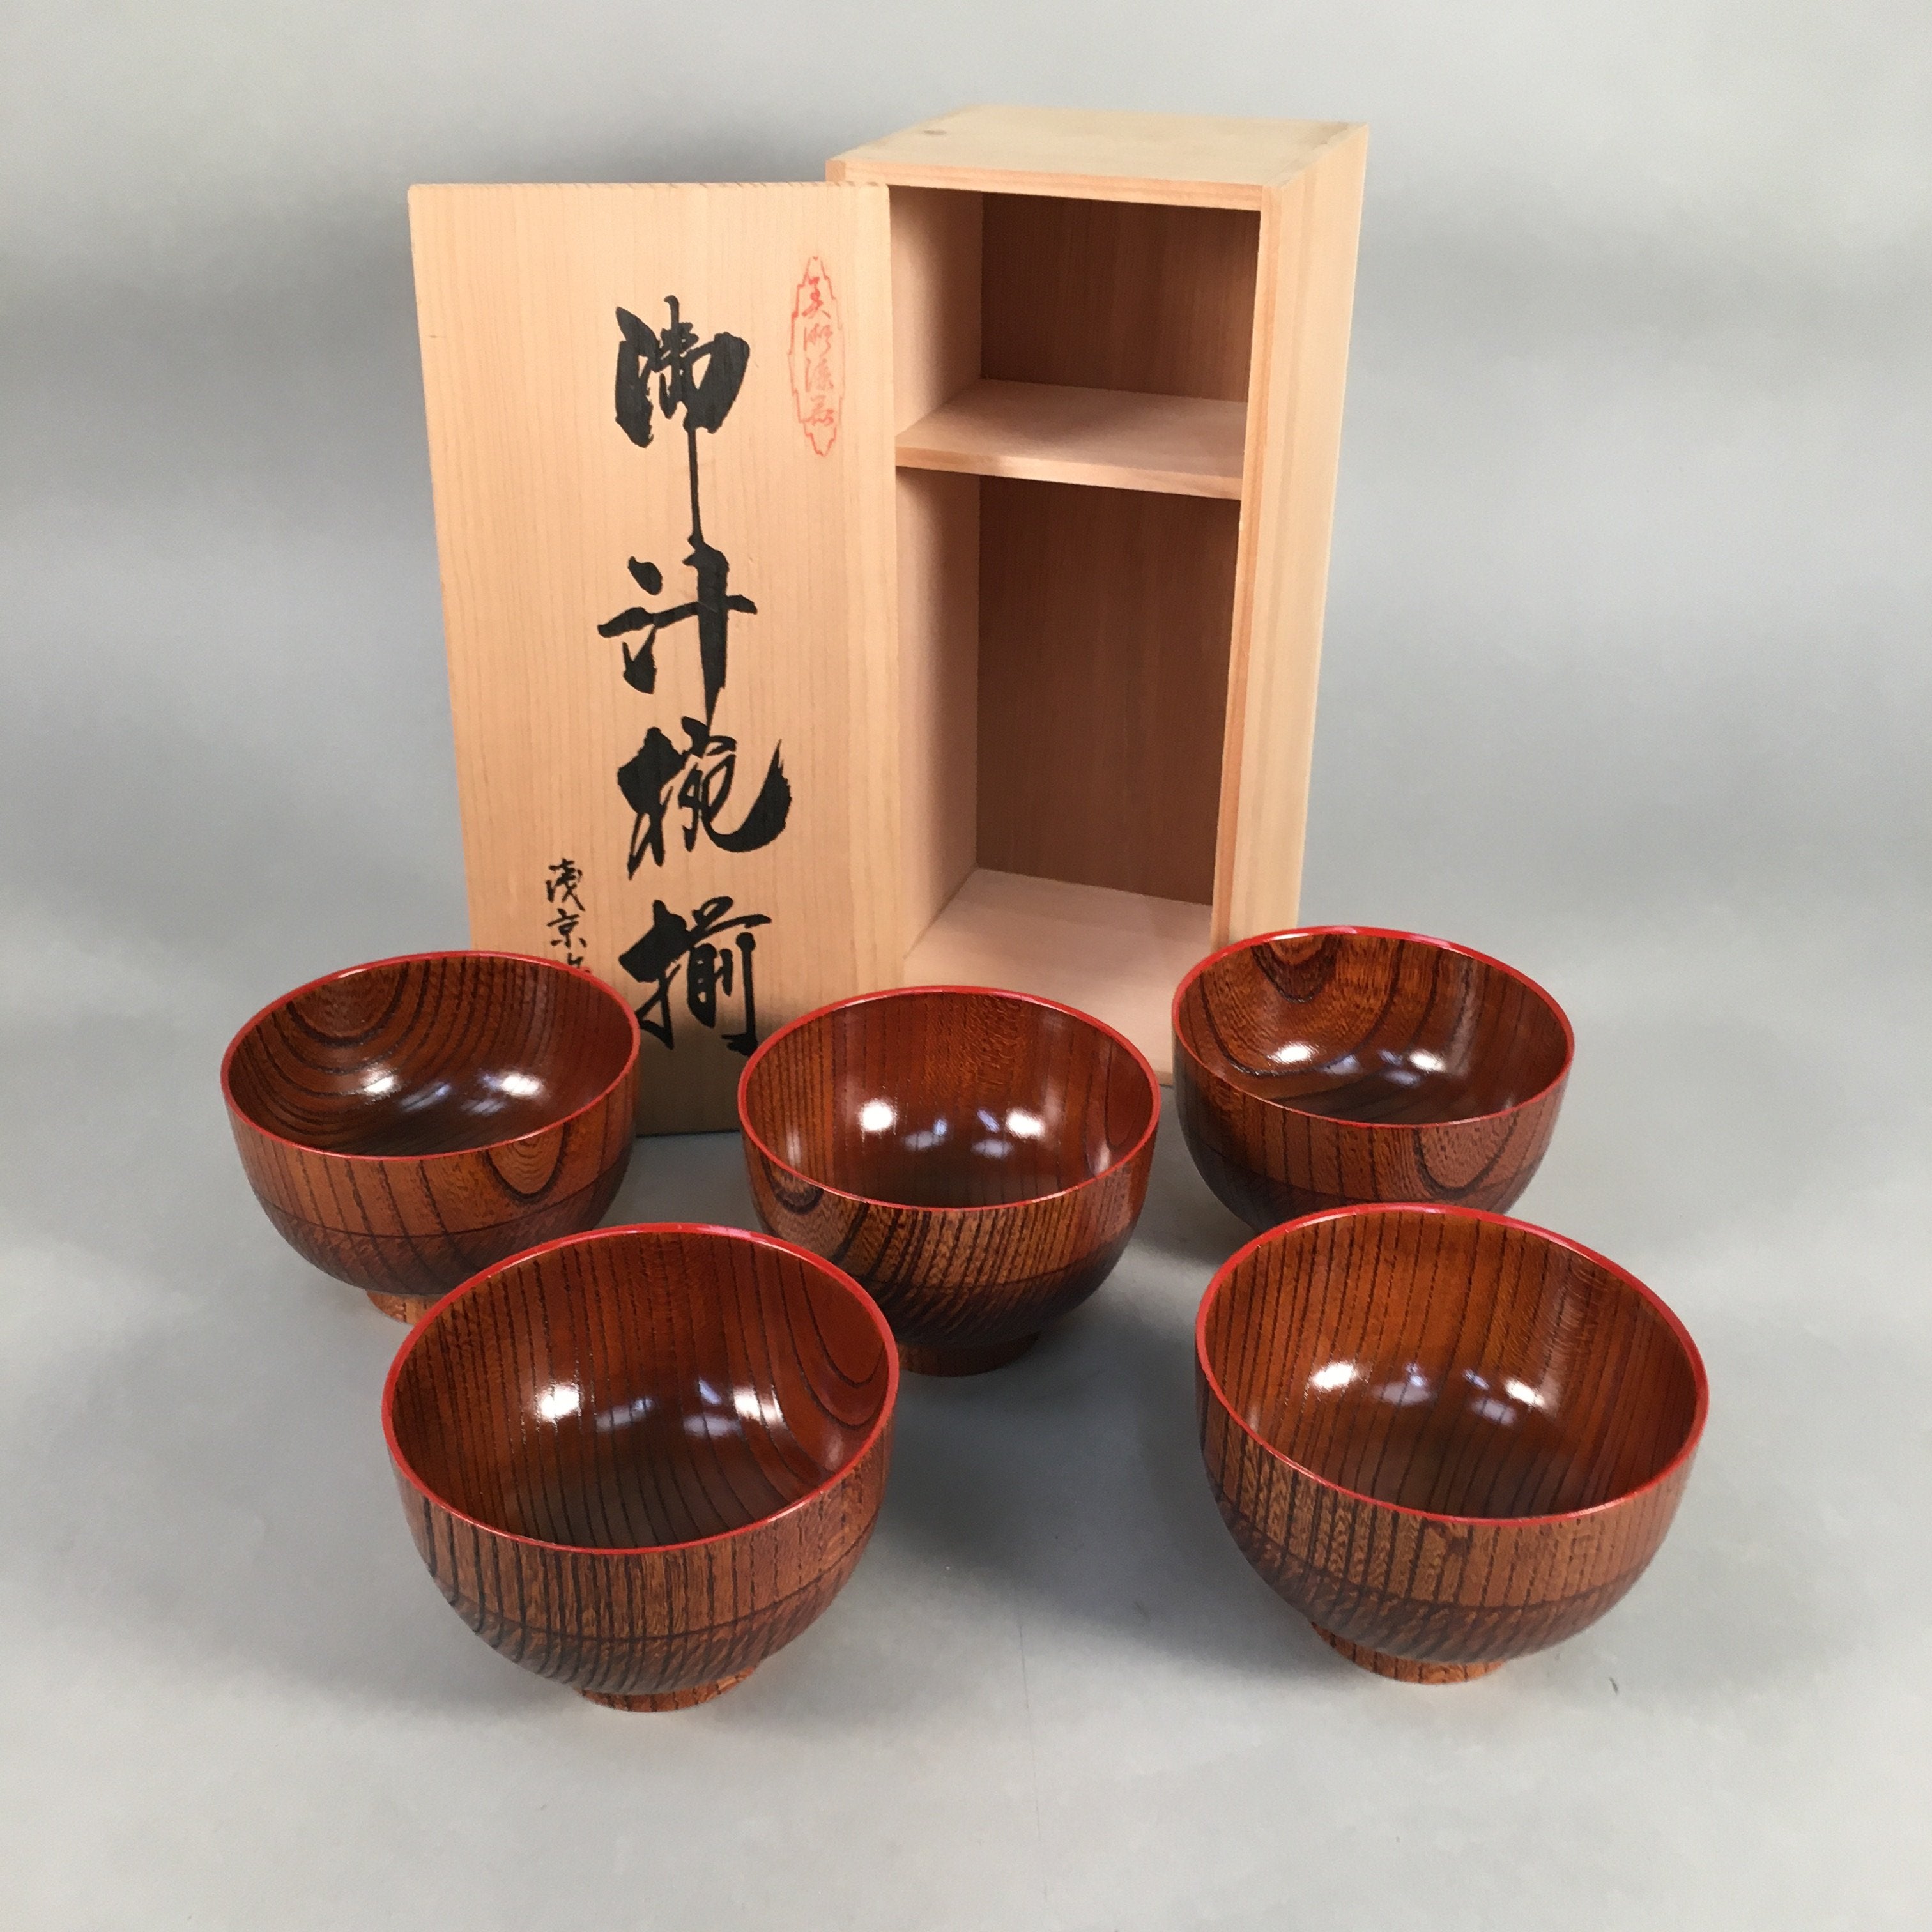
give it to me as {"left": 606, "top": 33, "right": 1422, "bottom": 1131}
{"left": 976, "top": 479, "right": 1236, "bottom": 905}
{"left": 892, "top": 188, "right": 1261, "bottom": 1070}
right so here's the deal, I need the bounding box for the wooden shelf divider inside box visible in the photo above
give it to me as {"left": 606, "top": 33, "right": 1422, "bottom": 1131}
{"left": 896, "top": 379, "right": 1245, "bottom": 499}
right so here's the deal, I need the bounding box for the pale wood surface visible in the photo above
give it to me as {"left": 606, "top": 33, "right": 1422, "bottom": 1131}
{"left": 883, "top": 187, "right": 983, "bottom": 949}
{"left": 832, "top": 106, "right": 1360, "bottom": 209}
{"left": 896, "top": 381, "right": 1245, "bottom": 498}
{"left": 902, "top": 868, "right": 1212, "bottom": 1081}
{"left": 1212, "top": 130, "right": 1368, "bottom": 944}
{"left": 411, "top": 183, "right": 900, "bottom": 1133}
{"left": 977, "top": 480, "right": 1236, "bottom": 905}
{"left": 983, "top": 195, "right": 1257, "bottom": 401}
{"left": 855, "top": 109, "right": 1365, "bottom": 979}
{"left": 894, "top": 470, "right": 979, "bottom": 950}
{"left": 883, "top": 186, "right": 981, "bottom": 433}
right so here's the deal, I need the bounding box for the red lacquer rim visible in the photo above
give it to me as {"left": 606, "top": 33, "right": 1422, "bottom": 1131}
{"left": 1170, "top": 926, "right": 1576, "bottom": 1132}
{"left": 218, "top": 949, "right": 641, "bottom": 1165}
{"left": 381, "top": 1222, "right": 900, "bottom": 1560}
{"left": 1194, "top": 1202, "right": 1709, "bottom": 1529}
{"left": 736, "top": 983, "right": 1163, "bottom": 1216}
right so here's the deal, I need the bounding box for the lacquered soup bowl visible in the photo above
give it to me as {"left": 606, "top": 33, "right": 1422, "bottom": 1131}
{"left": 739, "top": 986, "right": 1160, "bottom": 1376}
{"left": 383, "top": 1223, "right": 897, "bottom": 1710}
{"left": 1174, "top": 927, "right": 1572, "bottom": 1230}
{"left": 222, "top": 950, "right": 639, "bottom": 1321}
{"left": 1197, "top": 1205, "right": 1706, "bottom": 1683}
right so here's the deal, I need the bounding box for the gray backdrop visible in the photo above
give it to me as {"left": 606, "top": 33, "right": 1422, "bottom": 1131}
{"left": 4, "top": 4, "right": 1928, "bottom": 1926}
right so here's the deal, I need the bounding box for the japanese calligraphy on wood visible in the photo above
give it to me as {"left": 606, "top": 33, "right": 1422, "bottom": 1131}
{"left": 412, "top": 185, "right": 900, "bottom": 1132}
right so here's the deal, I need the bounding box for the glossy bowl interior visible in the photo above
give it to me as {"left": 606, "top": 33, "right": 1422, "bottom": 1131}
{"left": 1202, "top": 1215, "right": 1700, "bottom": 1520}
{"left": 740, "top": 986, "right": 1158, "bottom": 1210}
{"left": 388, "top": 1227, "right": 894, "bottom": 1549}
{"left": 1197, "top": 1206, "right": 1706, "bottom": 1681}
{"left": 1176, "top": 928, "right": 1570, "bottom": 1128}
{"left": 225, "top": 951, "right": 636, "bottom": 1158}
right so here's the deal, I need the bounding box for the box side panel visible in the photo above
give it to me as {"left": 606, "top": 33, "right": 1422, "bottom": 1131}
{"left": 1213, "top": 130, "right": 1367, "bottom": 944}
{"left": 411, "top": 182, "right": 898, "bottom": 1133}
{"left": 881, "top": 185, "right": 983, "bottom": 953}
{"left": 896, "top": 470, "right": 980, "bottom": 952}
{"left": 886, "top": 186, "right": 982, "bottom": 429}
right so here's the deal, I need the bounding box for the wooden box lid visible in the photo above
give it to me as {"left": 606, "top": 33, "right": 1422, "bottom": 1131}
{"left": 412, "top": 183, "right": 900, "bottom": 1133}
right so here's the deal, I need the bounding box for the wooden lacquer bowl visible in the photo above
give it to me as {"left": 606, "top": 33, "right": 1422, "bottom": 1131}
{"left": 383, "top": 1224, "right": 896, "bottom": 1710}
{"left": 222, "top": 951, "right": 640, "bottom": 1322}
{"left": 1174, "top": 928, "right": 1572, "bottom": 1230}
{"left": 739, "top": 987, "right": 1160, "bottom": 1376}
{"left": 1197, "top": 1205, "right": 1706, "bottom": 1683}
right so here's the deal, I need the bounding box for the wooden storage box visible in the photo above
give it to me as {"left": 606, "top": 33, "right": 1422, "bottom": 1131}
{"left": 413, "top": 107, "right": 1366, "bottom": 1131}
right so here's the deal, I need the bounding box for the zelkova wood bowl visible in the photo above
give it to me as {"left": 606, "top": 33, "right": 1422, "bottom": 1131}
{"left": 1197, "top": 1205, "right": 1707, "bottom": 1683}
{"left": 222, "top": 951, "right": 640, "bottom": 1322}
{"left": 1173, "top": 927, "right": 1573, "bottom": 1230}
{"left": 383, "top": 1223, "right": 897, "bottom": 1710}
{"left": 739, "top": 987, "right": 1160, "bottom": 1376}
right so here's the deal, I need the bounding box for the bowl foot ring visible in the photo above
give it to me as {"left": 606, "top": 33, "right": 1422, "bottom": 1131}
{"left": 580, "top": 1668, "right": 756, "bottom": 1712}
{"left": 365, "top": 1289, "right": 434, "bottom": 1324}
{"left": 1312, "top": 1625, "right": 1504, "bottom": 1684}
{"left": 898, "top": 1333, "right": 1039, "bottom": 1377}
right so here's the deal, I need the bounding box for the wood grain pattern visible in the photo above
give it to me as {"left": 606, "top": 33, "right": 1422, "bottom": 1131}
{"left": 1174, "top": 928, "right": 1572, "bottom": 1230}
{"left": 884, "top": 185, "right": 983, "bottom": 953}
{"left": 832, "top": 109, "right": 1365, "bottom": 1055}
{"left": 894, "top": 470, "right": 981, "bottom": 953}
{"left": 1197, "top": 1205, "right": 1707, "bottom": 1681}
{"left": 898, "top": 381, "right": 1245, "bottom": 498}
{"left": 408, "top": 116, "right": 1362, "bottom": 1112}
{"left": 223, "top": 952, "right": 640, "bottom": 1322}
{"left": 981, "top": 194, "right": 1258, "bottom": 401}
{"left": 977, "top": 479, "right": 1237, "bottom": 907}
{"left": 411, "top": 182, "right": 900, "bottom": 1133}
{"left": 1213, "top": 129, "right": 1368, "bottom": 944}
{"left": 739, "top": 987, "right": 1158, "bottom": 1374}
{"left": 831, "top": 106, "right": 1360, "bottom": 210}
{"left": 383, "top": 1223, "right": 897, "bottom": 1709}
{"left": 904, "top": 869, "right": 1211, "bottom": 1083}
{"left": 884, "top": 185, "right": 982, "bottom": 432}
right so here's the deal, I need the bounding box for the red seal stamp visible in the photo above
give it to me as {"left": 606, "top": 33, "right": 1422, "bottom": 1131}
{"left": 788, "top": 257, "right": 842, "bottom": 456}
